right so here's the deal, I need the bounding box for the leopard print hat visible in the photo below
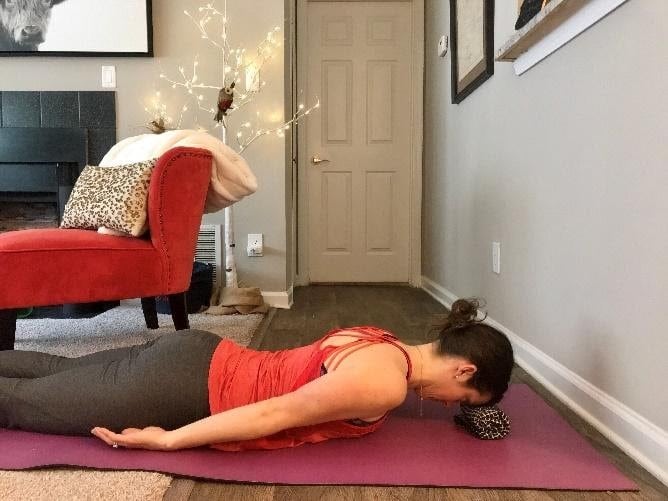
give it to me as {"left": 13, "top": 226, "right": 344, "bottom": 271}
{"left": 454, "top": 404, "right": 510, "bottom": 440}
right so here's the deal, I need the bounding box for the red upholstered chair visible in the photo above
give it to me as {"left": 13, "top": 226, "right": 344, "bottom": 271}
{"left": 0, "top": 146, "right": 213, "bottom": 350}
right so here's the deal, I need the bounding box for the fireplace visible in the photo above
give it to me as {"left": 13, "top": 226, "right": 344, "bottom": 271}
{"left": 0, "top": 91, "right": 117, "bottom": 232}
{"left": 0, "top": 127, "right": 85, "bottom": 231}
{"left": 0, "top": 91, "right": 118, "bottom": 317}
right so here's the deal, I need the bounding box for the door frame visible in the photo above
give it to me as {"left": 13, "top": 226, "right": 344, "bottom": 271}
{"left": 294, "top": 0, "right": 424, "bottom": 286}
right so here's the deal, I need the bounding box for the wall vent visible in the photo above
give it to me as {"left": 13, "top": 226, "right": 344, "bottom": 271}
{"left": 195, "top": 224, "right": 223, "bottom": 288}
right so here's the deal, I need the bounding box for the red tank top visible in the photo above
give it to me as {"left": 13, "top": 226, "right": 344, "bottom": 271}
{"left": 207, "top": 326, "right": 412, "bottom": 451}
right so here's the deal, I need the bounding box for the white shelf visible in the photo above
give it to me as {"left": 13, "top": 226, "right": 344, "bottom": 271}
{"left": 497, "top": 0, "right": 629, "bottom": 75}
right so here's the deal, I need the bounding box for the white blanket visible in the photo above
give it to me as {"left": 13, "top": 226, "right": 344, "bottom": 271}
{"left": 100, "top": 130, "right": 257, "bottom": 213}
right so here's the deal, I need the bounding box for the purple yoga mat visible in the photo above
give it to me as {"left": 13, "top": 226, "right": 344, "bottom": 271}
{"left": 0, "top": 384, "right": 636, "bottom": 490}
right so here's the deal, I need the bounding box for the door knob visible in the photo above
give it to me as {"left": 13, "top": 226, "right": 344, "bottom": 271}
{"left": 311, "top": 155, "right": 330, "bottom": 165}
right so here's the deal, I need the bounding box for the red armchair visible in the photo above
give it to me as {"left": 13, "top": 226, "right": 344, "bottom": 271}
{"left": 0, "top": 146, "right": 213, "bottom": 350}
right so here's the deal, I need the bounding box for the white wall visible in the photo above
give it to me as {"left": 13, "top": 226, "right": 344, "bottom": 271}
{"left": 423, "top": 0, "right": 667, "bottom": 476}
{"left": 0, "top": 0, "right": 289, "bottom": 292}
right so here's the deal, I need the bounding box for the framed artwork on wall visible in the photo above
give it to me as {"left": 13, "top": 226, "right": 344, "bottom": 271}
{"left": 0, "top": 0, "right": 153, "bottom": 57}
{"left": 450, "top": 0, "right": 494, "bottom": 104}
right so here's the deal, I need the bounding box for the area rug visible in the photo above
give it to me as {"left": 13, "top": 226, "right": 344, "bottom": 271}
{"left": 0, "top": 384, "right": 637, "bottom": 491}
{"left": 1, "top": 303, "right": 264, "bottom": 500}
{"left": 14, "top": 301, "right": 263, "bottom": 357}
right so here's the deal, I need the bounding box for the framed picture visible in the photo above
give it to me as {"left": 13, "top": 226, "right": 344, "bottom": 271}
{"left": 0, "top": 0, "right": 153, "bottom": 57}
{"left": 450, "top": 0, "right": 494, "bottom": 104}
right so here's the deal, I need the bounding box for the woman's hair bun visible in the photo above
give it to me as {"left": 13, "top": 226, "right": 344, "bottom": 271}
{"left": 447, "top": 298, "right": 484, "bottom": 329}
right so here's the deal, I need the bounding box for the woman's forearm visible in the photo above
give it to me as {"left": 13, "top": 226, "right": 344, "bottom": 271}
{"left": 164, "top": 398, "right": 288, "bottom": 450}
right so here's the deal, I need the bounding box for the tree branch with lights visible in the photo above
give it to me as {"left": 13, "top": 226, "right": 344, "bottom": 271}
{"left": 147, "top": 1, "right": 319, "bottom": 291}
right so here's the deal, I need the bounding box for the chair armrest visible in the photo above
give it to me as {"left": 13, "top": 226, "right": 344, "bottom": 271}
{"left": 148, "top": 146, "right": 212, "bottom": 293}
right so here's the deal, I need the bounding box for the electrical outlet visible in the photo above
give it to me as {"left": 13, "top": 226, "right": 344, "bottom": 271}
{"left": 247, "top": 233, "right": 263, "bottom": 257}
{"left": 492, "top": 242, "right": 501, "bottom": 275}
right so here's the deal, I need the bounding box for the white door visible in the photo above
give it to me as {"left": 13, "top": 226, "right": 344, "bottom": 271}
{"left": 306, "top": 1, "right": 413, "bottom": 282}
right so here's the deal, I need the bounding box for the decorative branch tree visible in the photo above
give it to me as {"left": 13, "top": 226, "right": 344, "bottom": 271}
{"left": 146, "top": 1, "right": 318, "bottom": 290}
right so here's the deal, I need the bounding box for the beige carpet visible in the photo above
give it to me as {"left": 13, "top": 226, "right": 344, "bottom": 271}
{"left": 0, "top": 470, "right": 172, "bottom": 501}
{"left": 1, "top": 302, "right": 264, "bottom": 501}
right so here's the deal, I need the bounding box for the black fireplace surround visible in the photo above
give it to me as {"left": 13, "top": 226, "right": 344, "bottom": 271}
{"left": 0, "top": 91, "right": 118, "bottom": 317}
{"left": 0, "top": 127, "right": 86, "bottom": 222}
{"left": 0, "top": 91, "right": 116, "bottom": 162}
{"left": 0, "top": 91, "right": 116, "bottom": 211}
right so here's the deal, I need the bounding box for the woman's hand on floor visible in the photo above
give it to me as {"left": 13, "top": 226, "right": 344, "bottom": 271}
{"left": 91, "top": 426, "right": 174, "bottom": 451}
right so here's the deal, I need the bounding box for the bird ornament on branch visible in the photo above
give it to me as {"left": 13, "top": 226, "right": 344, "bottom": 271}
{"left": 214, "top": 82, "right": 235, "bottom": 123}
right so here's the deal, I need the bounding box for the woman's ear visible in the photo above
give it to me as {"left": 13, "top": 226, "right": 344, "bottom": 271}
{"left": 455, "top": 363, "right": 477, "bottom": 381}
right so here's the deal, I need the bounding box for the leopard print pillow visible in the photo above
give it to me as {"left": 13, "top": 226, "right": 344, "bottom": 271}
{"left": 60, "top": 159, "right": 157, "bottom": 237}
{"left": 454, "top": 404, "right": 511, "bottom": 440}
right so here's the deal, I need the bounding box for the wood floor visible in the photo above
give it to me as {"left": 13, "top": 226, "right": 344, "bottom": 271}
{"left": 165, "top": 285, "right": 667, "bottom": 501}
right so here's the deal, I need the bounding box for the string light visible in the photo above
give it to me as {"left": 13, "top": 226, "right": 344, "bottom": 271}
{"left": 142, "top": 90, "right": 173, "bottom": 131}
{"left": 145, "top": 0, "right": 318, "bottom": 151}
{"left": 235, "top": 99, "right": 320, "bottom": 152}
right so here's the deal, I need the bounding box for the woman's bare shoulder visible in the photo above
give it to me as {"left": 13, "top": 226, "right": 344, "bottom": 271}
{"left": 320, "top": 330, "right": 408, "bottom": 366}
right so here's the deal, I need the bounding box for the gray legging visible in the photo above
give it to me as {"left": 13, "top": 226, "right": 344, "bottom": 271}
{"left": 0, "top": 329, "right": 221, "bottom": 435}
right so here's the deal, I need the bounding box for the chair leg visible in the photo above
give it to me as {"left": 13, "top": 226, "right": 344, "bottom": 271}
{"left": 168, "top": 292, "right": 189, "bottom": 330}
{"left": 0, "top": 309, "right": 17, "bottom": 351}
{"left": 141, "top": 297, "right": 159, "bottom": 329}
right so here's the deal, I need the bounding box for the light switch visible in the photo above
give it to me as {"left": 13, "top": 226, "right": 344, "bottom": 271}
{"left": 101, "top": 66, "right": 116, "bottom": 88}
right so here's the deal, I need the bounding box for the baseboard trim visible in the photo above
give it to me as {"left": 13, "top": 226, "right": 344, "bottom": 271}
{"left": 261, "top": 287, "right": 293, "bottom": 309}
{"left": 421, "top": 275, "right": 668, "bottom": 486}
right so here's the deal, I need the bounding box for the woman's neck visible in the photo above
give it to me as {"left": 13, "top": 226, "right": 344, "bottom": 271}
{"left": 405, "top": 343, "right": 433, "bottom": 390}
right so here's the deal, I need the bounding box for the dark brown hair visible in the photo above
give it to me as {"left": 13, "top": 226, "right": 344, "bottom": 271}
{"left": 435, "top": 298, "right": 514, "bottom": 405}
